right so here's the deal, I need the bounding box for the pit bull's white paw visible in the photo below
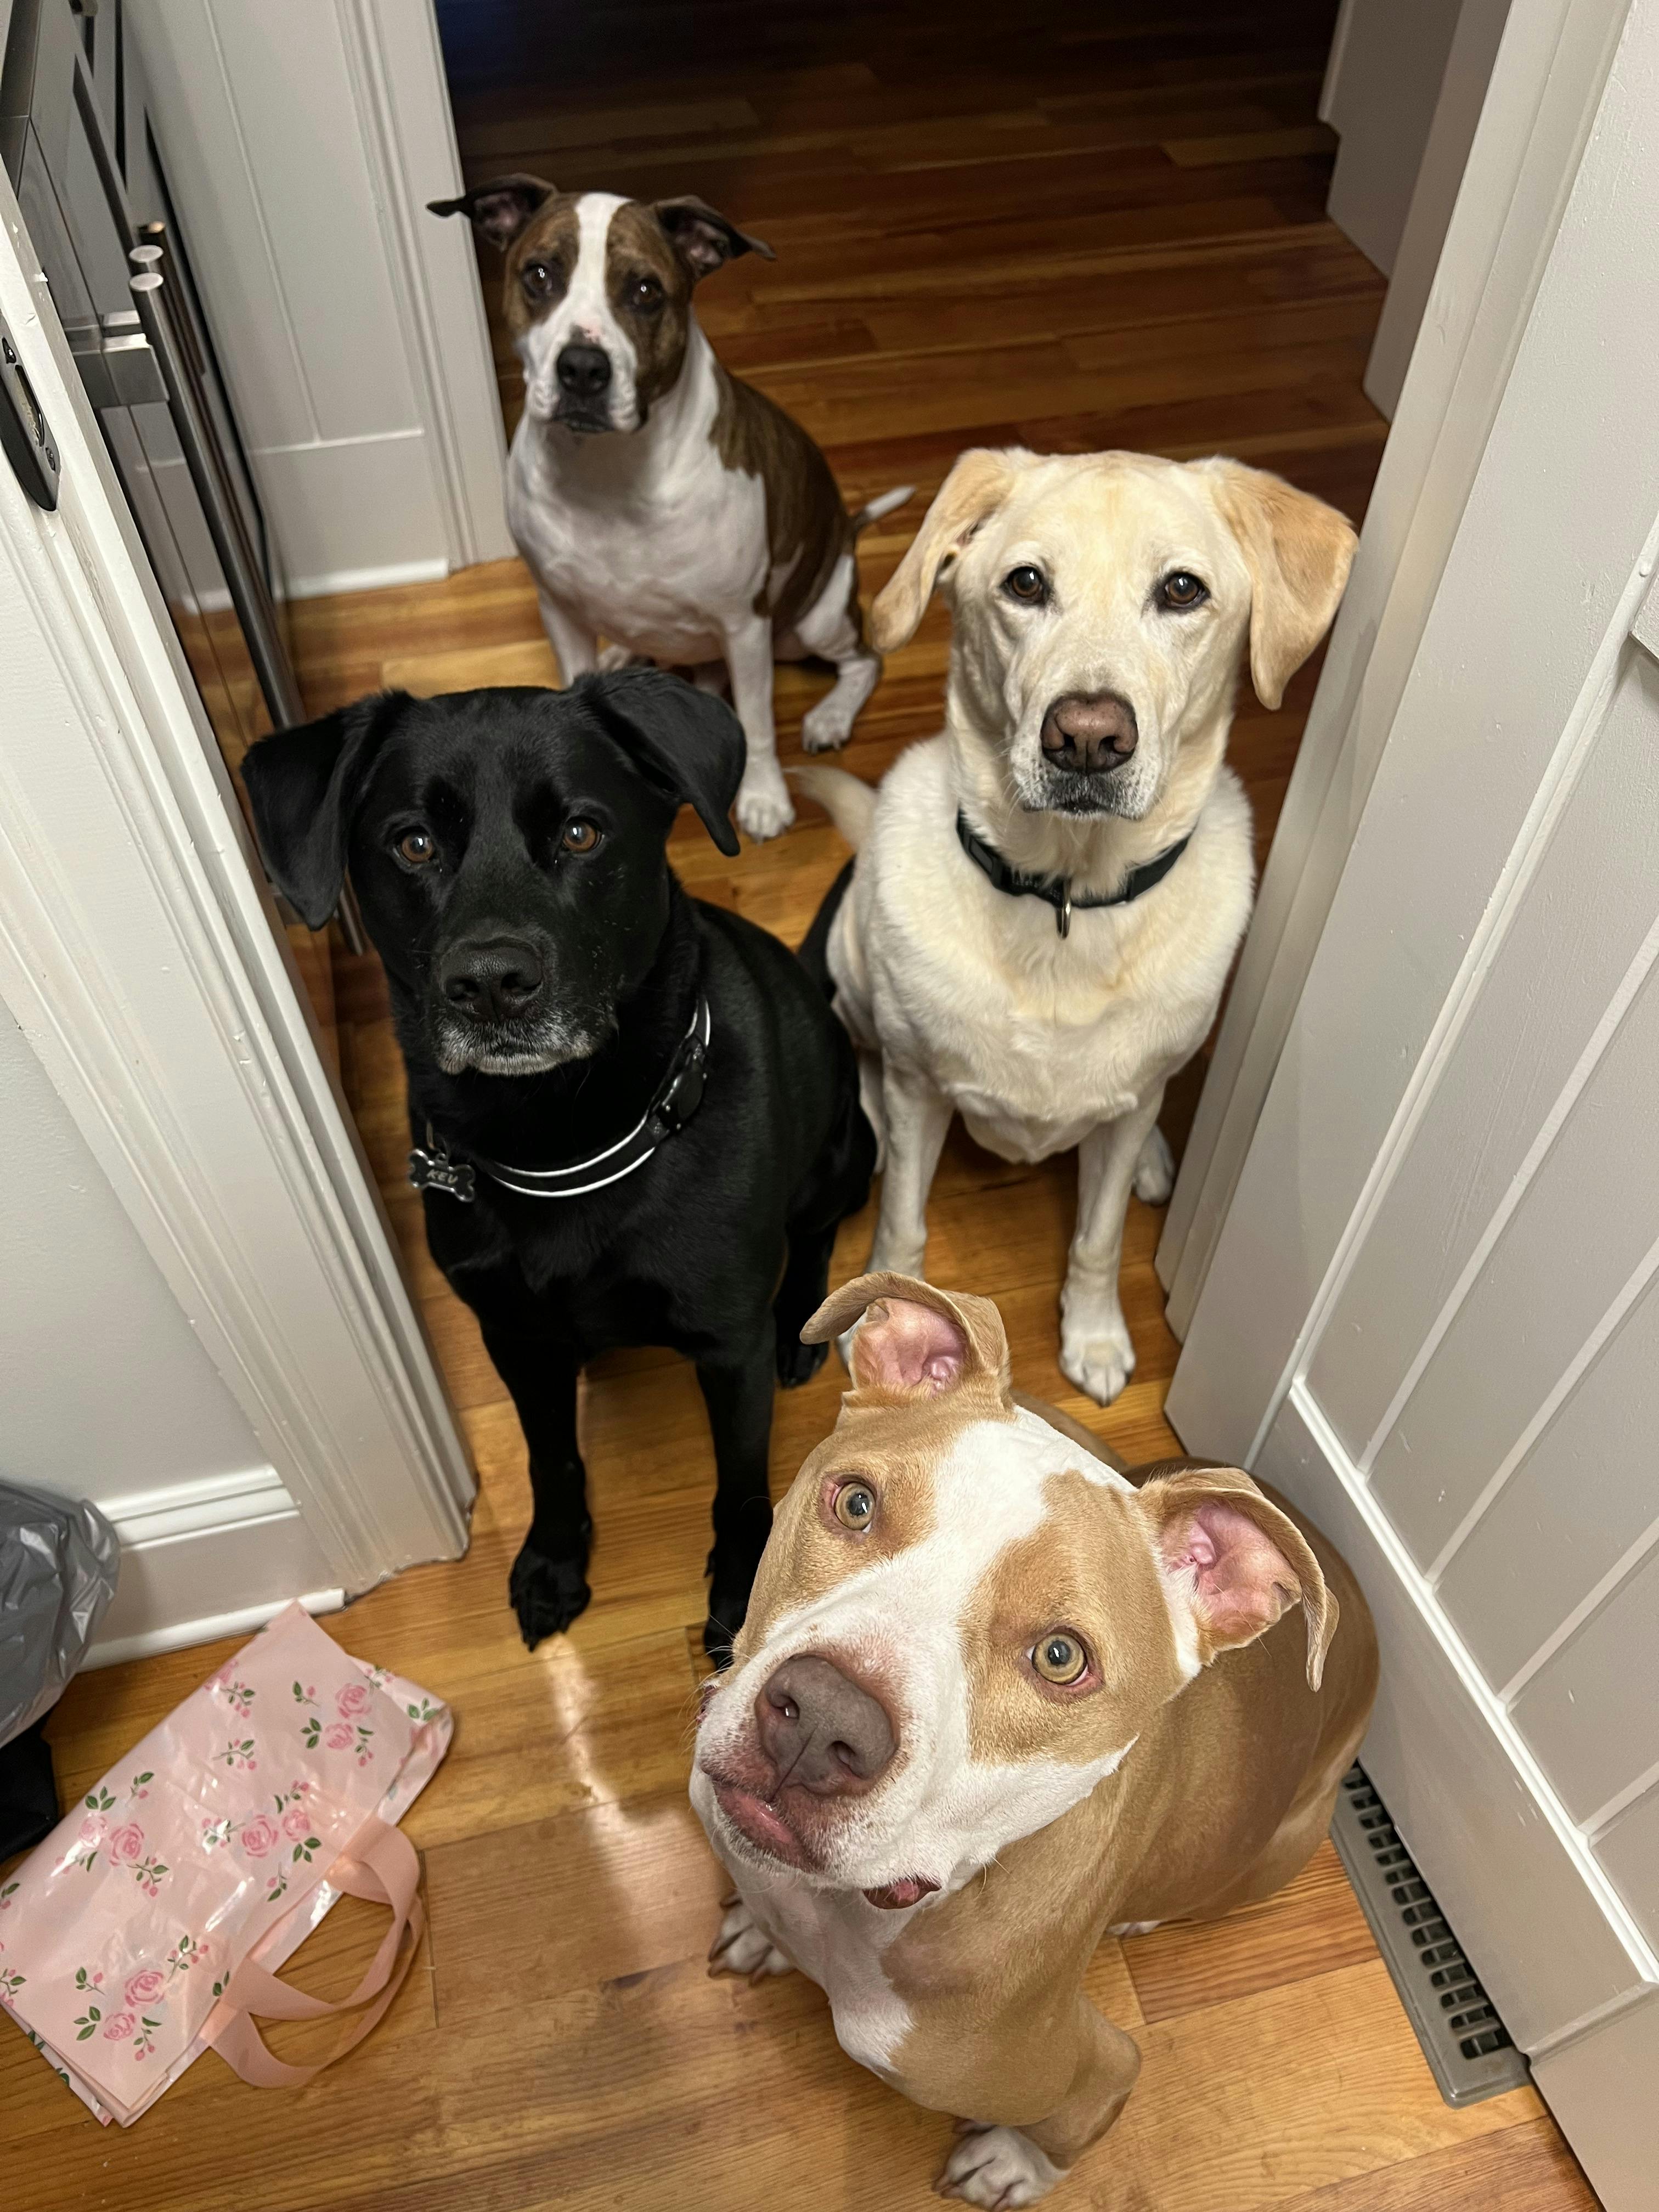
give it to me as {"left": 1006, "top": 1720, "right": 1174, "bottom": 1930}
{"left": 936, "top": 2125, "right": 1064, "bottom": 2207}
{"left": 1132, "top": 1124, "right": 1175, "bottom": 1205}
{"left": 1059, "top": 1291, "right": 1136, "bottom": 1406}
{"left": 734, "top": 759, "right": 795, "bottom": 841}
{"left": 707, "top": 1897, "right": 794, "bottom": 1982}
{"left": 800, "top": 695, "right": 856, "bottom": 753}
{"left": 595, "top": 642, "right": 651, "bottom": 673}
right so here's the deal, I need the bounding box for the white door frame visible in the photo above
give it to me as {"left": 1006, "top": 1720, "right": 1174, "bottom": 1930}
{"left": 1165, "top": 3, "right": 1659, "bottom": 2197}
{"left": 1158, "top": 0, "right": 1632, "bottom": 1337}
{"left": 0, "top": 163, "right": 473, "bottom": 1607}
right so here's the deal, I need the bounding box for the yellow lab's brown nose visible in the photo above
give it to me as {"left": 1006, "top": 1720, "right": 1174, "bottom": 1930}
{"left": 1040, "top": 691, "right": 1138, "bottom": 772}
{"left": 757, "top": 1656, "right": 895, "bottom": 1796}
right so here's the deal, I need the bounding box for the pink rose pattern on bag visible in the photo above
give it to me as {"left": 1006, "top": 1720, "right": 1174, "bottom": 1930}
{"left": 0, "top": 1604, "right": 450, "bottom": 2125}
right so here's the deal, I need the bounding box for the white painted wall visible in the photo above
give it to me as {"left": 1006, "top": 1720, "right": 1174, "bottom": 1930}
{"left": 124, "top": 0, "right": 512, "bottom": 597}
{"left": 0, "top": 999, "right": 263, "bottom": 1502}
{"left": 0, "top": 1002, "right": 340, "bottom": 1664}
{"left": 1321, "top": 0, "right": 1463, "bottom": 275}
{"left": 1159, "top": 0, "right": 1626, "bottom": 1339}
{"left": 1358, "top": 0, "right": 1513, "bottom": 420}
{"left": 1, "top": 145, "right": 473, "bottom": 1668}
{"left": 1168, "top": 2, "right": 1656, "bottom": 2195}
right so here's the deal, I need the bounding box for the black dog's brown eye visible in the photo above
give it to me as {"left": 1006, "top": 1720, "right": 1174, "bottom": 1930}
{"left": 521, "top": 259, "right": 560, "bottom": 301}
{"left": 833, "top": 1482, "right": 876, "bottom": 1531}
{"left": 561, "top": 819, "right": 601, "bottom": 854}
{"left": 396, "top": 828, "right": 437, "bottom": 867}
{"left": 1159, "top": 571, "right": 1207, "bottom": 610}
{"left": 1002, "top": 565, "right": 1047, "bottom": 605}
{"left": 1032, "top": 1630, "right": 1088, "bottom": 1685}
{"left": 627, "top": 273, "right": 663, "bottom": 311}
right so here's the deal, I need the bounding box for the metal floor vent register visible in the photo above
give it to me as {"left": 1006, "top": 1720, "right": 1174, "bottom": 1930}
{"left": 1330, "top": 1766, "right": 1530, "bottom": 2106}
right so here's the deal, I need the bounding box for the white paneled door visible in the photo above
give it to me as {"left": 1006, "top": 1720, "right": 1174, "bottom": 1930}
{"left": 1167, "top": 4, "right": 1659, "bottom": 2202}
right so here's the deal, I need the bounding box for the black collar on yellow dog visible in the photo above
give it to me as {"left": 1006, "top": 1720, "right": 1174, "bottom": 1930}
{"left": 955, "top": 812, "right": 1191, "bottom": 938}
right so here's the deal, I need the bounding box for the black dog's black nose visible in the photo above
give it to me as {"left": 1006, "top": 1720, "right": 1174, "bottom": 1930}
{"left": 438, "top": 934, "right": 546, "bottom": 1023}
{"left": 556, "top": 343, "right": 612, "bottom": 399}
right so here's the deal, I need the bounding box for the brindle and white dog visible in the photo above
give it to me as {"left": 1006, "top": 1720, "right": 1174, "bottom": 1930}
{"left": 432, "top": 176, "right": 910, "bottom": 841}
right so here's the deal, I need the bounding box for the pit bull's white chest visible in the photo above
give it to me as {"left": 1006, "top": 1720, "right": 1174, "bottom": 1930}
{"left": 505, "top": 345, "right": 769, "bottom": 665}
{"left": 690, "top": 1770, "right": 916, "bottom": 2074}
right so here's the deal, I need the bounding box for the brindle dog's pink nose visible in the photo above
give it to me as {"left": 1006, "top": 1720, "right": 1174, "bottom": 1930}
{"left": 1040, "top": 691, "right": 1138, "bottom": 772}
{"left": 757, "top": 1656, "right": 895, "bottom": 1796}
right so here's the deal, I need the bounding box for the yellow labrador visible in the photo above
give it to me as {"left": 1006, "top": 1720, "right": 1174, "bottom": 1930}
{"left": 799, "top": 448, "right": 1355, "bottom": 1402}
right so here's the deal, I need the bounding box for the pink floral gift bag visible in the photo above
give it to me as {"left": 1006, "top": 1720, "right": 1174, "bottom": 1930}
{"left": 0, "top": 1602, "right": 451, "bottom": 2125}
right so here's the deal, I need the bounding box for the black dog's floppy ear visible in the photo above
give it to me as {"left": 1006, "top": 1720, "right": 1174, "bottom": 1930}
{"left": 428, "top": 173, "right": 555, "bottom": 251}
{"left": 241, "top": 694, "right": 406, "bottom": 929}
{"left": 582, "top": 669, "right": 744, "bottom": 856}
{"left": 651, "top": 196, "right": 775, "bottom": 282}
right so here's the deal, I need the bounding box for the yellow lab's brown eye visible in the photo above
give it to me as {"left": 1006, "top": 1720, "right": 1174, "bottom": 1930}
{"left": 1033, "top": 1630, "right": 1088, "bottom": 1685}
{"left": 397, "top": 828, "right": 436, "bottom": 867}
{"left": 1159, "top": 571, "right": 1207, "bottom": 609}
{"left": 1002, "top": 565, "right": 1047, "bottom": 605}
{"left": 561, "top": 819, "right": 601, "bottom": 854}
{"left": 833, "top": 1482, "right": 876, "bottom": 1531}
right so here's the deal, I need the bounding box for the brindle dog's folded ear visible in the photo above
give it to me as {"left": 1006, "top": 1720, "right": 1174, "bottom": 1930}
{"left": 652, "top": 196, "right": 775, "bottom": 281}
{"left": 427, "top": 173, "right": 555, "bottom": 251}
{"left": 241, "top": 694, "right": 408, "bottom": 930}
{"left": 580, "top": 668, "right": 745, "bottom": 856}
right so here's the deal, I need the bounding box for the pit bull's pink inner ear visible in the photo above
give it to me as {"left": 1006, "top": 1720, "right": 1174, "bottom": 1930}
{"left": 850, "top": 1298, "right": 968, "bottom": 1396}
{"left": 1160, "top": 1500, "right": 1304, "bottom": 1657}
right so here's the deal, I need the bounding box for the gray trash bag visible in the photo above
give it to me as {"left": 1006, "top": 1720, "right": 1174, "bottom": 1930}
{"left": 0, "top": 1478, "right": 120, "bottom": 1749}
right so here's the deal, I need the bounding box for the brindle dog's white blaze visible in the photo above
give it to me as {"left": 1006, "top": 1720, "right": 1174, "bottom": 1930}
{"left": 517, "top": 193, "right": 640, "bottom": 430}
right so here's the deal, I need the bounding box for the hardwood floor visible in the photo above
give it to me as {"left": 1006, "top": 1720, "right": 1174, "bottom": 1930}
{"left": 2, "top": 5, "right": 1596, "bottom": 2207}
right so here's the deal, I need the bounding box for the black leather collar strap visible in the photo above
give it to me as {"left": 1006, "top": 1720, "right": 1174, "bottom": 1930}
{"left": 409, "top": 994, "right": 713, "bottom": 1203}
{"left": 955, "top": 811, "right": 1191, "bottom": 937}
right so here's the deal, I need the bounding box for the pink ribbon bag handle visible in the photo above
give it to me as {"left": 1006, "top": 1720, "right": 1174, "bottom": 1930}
{"left": 208, "top": 1819, "right": 423, "bottom": 2089}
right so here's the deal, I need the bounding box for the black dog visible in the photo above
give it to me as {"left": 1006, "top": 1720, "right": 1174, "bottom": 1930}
{"left": 244, "top": 672, "right": 873, "bottom": 1659}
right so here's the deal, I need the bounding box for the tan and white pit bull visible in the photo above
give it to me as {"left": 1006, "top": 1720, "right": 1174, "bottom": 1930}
{"left": 691, "top": 1274, "right": 1378, "bottom": 2207}
{"left": 431, "top": 176, "right": 910, "bottom": 842}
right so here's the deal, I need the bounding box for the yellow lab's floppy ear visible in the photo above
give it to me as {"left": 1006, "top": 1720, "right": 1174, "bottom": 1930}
{"left": 1196, "top": 459, "right": 1357, "bottom": 710}
{"left": 1136, "top": 1465, "right": 1339, "bottom": 1690}
{"left": 802, "top": 1272, "right": 1013, "bottom": 1409}
{"left": 870, "top": 449, "right": 1034, "bottom": 652}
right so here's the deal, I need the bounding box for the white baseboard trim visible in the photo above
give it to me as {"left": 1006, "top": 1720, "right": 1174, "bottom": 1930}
{"left": 106, "top": 1464, "right": 296, "bottom": 1548}
{"left": 85, "top": 1466, "right": 346, "bottom": 1667}
{"left": 87, "top": 1587, "right": 346, "bottom": 1671}
{"left": 282, "top": 555, "right": 452, "bottom": 602}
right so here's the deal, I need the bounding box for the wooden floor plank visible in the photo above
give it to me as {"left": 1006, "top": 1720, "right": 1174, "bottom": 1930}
{"left": 4, "top": 3, "right": 1594, "bottom": 2205}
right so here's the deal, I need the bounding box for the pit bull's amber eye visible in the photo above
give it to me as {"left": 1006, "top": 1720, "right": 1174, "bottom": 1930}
{"left": 396, "top": 827, "right": 437, "bottom": 867}
{"left": 1158, "top": 570, "right": 1208, "bottom": 610}
{"left": 560, "top": 819, "right": 601, "bottom": 855}
{"left": 627, "top": 274, "right": 664, "bottom": 312}
{"left": 833, "top": 1482, "right": 877, "bottom": 1531}
{"left": 1033, "top": 1630, "right": 1088, "bottom": 1685}
{"left": 1002, "top": 565, "right": 1048, "bottom": 606}
{"left": 521, "top": 259, "right": 561, "bottom": 301}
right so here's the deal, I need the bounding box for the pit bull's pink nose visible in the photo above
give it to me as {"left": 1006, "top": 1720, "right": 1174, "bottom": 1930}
{"left": 757, "top": 1656, "right": 895, "bottom": 1796}
{"left": 1040, "top": 691, "right": 1138, "bottom": 772}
